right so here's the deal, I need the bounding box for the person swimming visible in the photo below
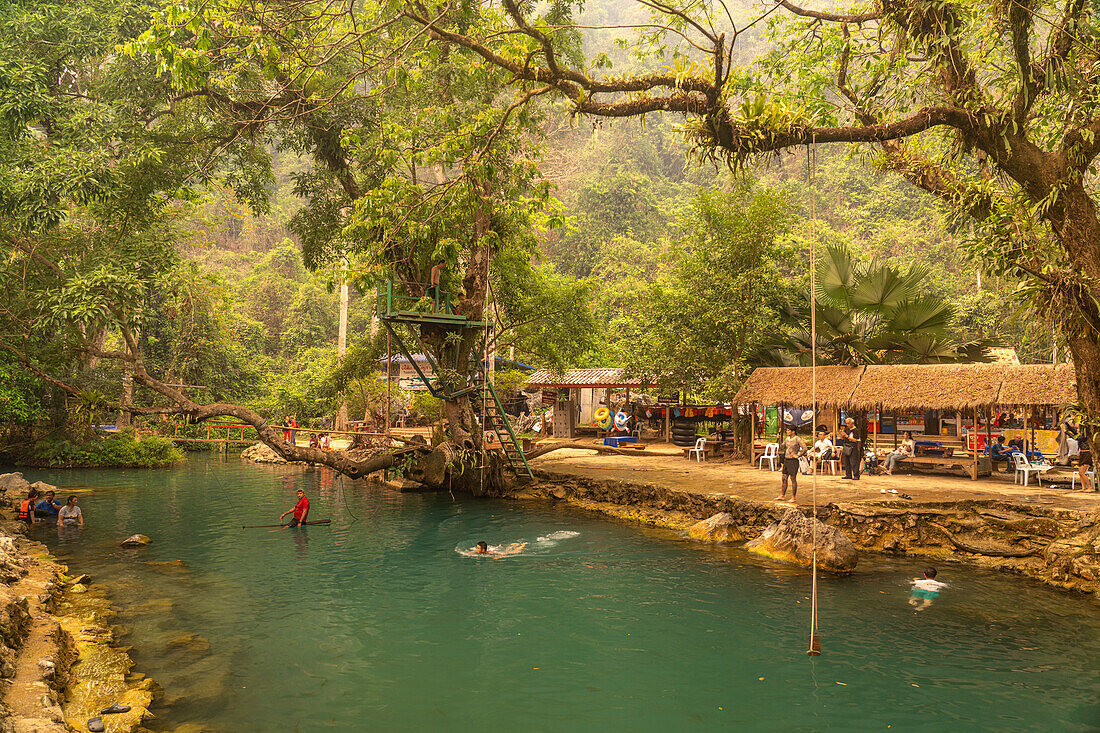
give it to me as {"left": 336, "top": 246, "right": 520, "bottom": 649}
{"left": 909, "top": 567, "right": 947, "bottom": 610}
{"left": 469, "top": 540, "right": 527, "bottom": 558}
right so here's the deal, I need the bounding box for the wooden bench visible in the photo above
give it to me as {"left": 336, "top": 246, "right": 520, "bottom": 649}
{"left": 900, "top": 455, "right": 991, "bottom": 479}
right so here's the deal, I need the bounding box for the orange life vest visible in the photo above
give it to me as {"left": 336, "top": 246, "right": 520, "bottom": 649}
{"left": 16, "top": 499, "right": 33, "bottom": 522}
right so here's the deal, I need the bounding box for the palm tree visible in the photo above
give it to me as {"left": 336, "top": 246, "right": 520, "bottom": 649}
{"left": 768, "top": 245, "right": 992, "bottom": 366}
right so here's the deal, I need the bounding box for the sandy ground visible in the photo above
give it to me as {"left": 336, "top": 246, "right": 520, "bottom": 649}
{"left": 528, "top": 438, "right": 1100, "bottom": 511}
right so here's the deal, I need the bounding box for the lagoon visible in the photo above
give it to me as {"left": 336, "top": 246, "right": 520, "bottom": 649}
{"left": 15, "top": 456, "right": 1100, "bottom": 731}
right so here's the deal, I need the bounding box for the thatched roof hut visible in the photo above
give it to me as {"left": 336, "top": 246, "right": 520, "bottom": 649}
{"left": 849, "top": 364, "right": 1006, "bottom": 411}
{"left": 733, "top": 366, "right": 865, "bottom": 407}
{"left": 734, "top": 363, "right": 1078, "bottom": 410}
{"left": 996, "top": 363, "right": 1077, "bottom": 406}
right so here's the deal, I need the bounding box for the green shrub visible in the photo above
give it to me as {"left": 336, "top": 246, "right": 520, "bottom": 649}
{"left": 33, "top": 432, "right": 184, "bottom": 468}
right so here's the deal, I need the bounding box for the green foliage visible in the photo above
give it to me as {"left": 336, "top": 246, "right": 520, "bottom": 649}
{"left": 410, "top": 392, "right": 444, "bottom": 423}
{"left": 773, "top": 244, "right": 990, "bottom": 365}
{"left": 33, "top": 431, "right": 183, "bottom": 468}
{"left": 0, "top": 355, "right": 45, "bottom": 423}
{"left": 619, "top": 183, "right": 795, "bottom": 398}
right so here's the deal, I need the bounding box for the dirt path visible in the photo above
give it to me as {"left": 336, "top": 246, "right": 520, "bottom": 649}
{"left": 529, "top": 440, "right": 1100, "bottom": 512}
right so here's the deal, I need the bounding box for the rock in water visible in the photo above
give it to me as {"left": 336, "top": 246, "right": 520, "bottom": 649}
{"left": 120, "top": 534, "right": 152, "bottom": 548}
{"left": 241, "top": 442, "right": 287, "bottom": 464}
{"left": 686, "top": 513, "right": 745, "bottom": 544}
{"left": 29, "top": 481, "right": 57, "bottom": 495}
{"left": 0, "top": 473, "right": 30, "bottom": 494}
{"left": 745, "top": 508, "right": 857, "bottom": 573}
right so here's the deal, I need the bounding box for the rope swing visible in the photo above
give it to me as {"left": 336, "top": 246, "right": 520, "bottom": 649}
{"left": 807, "top": 138, "right": 822, "bottom": 657}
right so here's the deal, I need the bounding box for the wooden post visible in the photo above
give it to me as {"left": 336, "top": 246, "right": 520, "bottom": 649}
{"left": 873, "top": 404, "right": 880, "bottom": 455}
{"left": 750, "top": 403, "right": 757, "bottom": 464}
{"left": 893, "top": 410, "right": 899, "bottom": 449}
{"left": 972, "top": 405, "right": 979, "bottom": 480}
{"left": 1022, "top": 406, "right": 1028, "bottom": 455}
{"left": 665, "top": 402, "right": 671, "bottom": 444}
{"left": 385, "top": 331, "right": 392, "bottom": 439}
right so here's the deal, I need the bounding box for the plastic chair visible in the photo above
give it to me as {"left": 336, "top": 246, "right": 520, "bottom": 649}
{"left": 758, "top": 442, "right": 779, "bottom": 470}
{"left": 1012, "top": 452, "right": 1052, "bottom": 486}
{"left": 1072, "top": 466, "right": 1096, "bottom": 490}
{"left": 688, "top": 437, "right": 706, "bottom": 462}
{"left": 817, "top": 454, "right": 839, "bottom": 475}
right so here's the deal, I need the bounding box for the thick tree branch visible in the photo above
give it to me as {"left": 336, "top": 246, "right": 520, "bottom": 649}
{"left": 777, "top": 0, "right": 879, "bottom": 23}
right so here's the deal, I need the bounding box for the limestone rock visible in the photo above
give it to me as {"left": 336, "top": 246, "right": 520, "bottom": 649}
{"left": 745, "top": 508, "right": 858, "bottom": 574}
{"left": 166, "top": 633, "right": 210, "bottom": 654}
{"left": 69, "top": 584, "right": 87, "bottom": 594}
{"left": 28, "top": 482, "right": 57, "bottom": 495}
{"left": 0, "top": 473, "right": 30, "bottom": 494}
{"left": 70, "top": 574, "right": 91, "bottom": 586}
{"left": 120, "top": 535, "right": 152, "bottom": 548}
{"left": 241, "top": 442, "right": 287, "bottom": 464}
{"left": 686, "top": 513, "right": 745, "bottom": 544}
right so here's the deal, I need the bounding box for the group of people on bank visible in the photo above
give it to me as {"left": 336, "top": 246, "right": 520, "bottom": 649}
{"left": 776, "top": 418, "right": 867, "bottom": 501}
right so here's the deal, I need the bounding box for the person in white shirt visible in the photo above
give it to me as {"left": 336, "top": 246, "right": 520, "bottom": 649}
{"left": 884, "top": 431, "right": 916, "bottom": 475}
{"left": 57, "top": 495, "right": 83, "bottom": 528}
{"left": 812, "top": 428, "right": 834, "bottom": 472}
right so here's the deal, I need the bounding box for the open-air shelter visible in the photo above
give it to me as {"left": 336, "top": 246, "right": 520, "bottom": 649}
{"left": 525, "top": 368, "right": 646, "bottom": 438}
{"left": 734, "top": 363, "right": 1080, "bottom": 479}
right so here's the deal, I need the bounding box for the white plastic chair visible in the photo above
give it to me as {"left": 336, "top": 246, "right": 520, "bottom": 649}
{"left": 688, "top": 437, "right": 706, "bottom": 462}
{"left": 758, "top": 442, "right": 779, "bottom": 470}
{"left": 1012, "top": 452, "right": 1052, "bottom": 486}
{"left": 1072, "top": 466, "right": 1096, "bottom": 490}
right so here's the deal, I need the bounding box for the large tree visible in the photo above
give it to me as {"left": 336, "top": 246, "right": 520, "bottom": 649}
{"left": 1, "top": 0, "right": 592, "bottom": 491}
{"left": 402, "top": 0, "right": 1100, "bottom": 437}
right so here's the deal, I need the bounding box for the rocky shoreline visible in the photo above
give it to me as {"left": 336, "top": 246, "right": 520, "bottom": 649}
{"left": 0, "top": 473, "right": 154, "bottom": 733}
{"left": 522, "top": 469, "right": 1100, "bottom": 600}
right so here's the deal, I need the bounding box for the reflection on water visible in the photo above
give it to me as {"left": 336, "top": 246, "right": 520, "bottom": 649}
{"left": 8, "top": 456, "right": 1100, "bottom": 732}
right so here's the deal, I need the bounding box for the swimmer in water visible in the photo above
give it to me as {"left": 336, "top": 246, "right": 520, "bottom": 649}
{"left": 909, "top": 567, "right": 946, "bottom": 610}
{"left": 472, "top": 540, "right": 527, "bottom": 558}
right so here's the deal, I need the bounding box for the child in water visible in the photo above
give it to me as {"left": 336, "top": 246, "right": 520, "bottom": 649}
{"left": 909, "top": 567, "right": 947, "bottom": 610}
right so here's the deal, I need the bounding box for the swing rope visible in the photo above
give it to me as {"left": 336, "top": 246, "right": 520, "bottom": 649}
{"left": 808, "top": 138, "right": 821, "bottom": 657}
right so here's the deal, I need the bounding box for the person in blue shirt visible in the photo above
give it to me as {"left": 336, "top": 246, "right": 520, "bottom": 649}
{"left": 34, "top": 490, "right": 62, "bottom": 518}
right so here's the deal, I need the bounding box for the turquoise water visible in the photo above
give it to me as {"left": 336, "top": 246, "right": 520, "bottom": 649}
{"left": 13, "top": 456, "right": 1100, "bottom": 732}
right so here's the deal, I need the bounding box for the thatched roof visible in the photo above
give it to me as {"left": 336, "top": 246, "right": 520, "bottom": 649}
{"left": 733, "top": 366, "right": 865, "bottom": 408}
{"left": 734, "top": 363, "right": 1078, "bottom": 410}
{"left": 996, "top": 363, "right": 1077, "bottom": 406}
{"left": 850, "top": 364, "right": 1005, "bottom": 410}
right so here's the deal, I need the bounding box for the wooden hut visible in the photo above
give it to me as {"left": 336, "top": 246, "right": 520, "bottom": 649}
{"left": 734, "top": 363, "right": 1080, "bottom": 479}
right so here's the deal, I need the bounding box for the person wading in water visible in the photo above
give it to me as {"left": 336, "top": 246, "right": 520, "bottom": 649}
{"left": 280, "top": 489, "right": 310, "bottom": 529}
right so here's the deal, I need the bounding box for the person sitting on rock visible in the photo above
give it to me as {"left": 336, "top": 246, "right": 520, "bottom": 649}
{"left": 34, "top": 490, "right": 62, "bottom": 518}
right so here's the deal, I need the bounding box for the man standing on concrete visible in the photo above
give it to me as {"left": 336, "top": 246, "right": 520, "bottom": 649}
{"left": 840, "top": 417, "right": 862, "bottom": 480}
{"left": 775, "top": 426, "right": 808, "bottom": 502}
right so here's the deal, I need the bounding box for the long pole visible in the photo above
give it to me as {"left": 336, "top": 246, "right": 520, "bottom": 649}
{"left": 808, "top": 140, "right": 821, "bottom": 657}
{"left": 386, "top": 331, "right": 392, "bottom": 439}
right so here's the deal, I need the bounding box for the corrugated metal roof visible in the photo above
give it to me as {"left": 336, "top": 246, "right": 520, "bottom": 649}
{"left": 525, "top": 368, "right": 644, "bottom": 388}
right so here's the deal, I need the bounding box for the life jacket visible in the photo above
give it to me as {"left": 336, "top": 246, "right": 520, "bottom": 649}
{"left": 16, "top": 499, "right": 33, "bottom": 522}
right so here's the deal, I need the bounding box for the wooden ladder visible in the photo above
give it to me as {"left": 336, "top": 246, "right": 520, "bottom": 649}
{"left": 480, "top": 382, "right": 533, "bottom": 480}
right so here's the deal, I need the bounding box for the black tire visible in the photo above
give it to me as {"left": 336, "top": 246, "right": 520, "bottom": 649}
{"left": 672, "top": 427, "right": 696, "bottom": 438}
{"left": 672, "top": 437, "right": 696, "bottom": 447}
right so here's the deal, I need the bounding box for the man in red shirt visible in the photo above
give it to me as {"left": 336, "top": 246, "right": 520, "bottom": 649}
{"left": 280, "top": 489, "right": 310, "bottom": 528}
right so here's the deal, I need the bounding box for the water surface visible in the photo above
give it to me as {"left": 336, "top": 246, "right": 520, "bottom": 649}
{"left": 14, "top": 456, "right": 1100, "bottom": 732}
